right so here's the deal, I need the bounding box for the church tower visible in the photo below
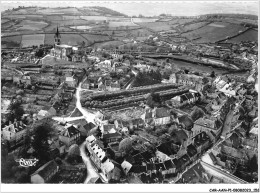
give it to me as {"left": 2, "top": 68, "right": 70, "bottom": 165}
{"left": 54, "top": 26, "right": 61, "bottom": 46}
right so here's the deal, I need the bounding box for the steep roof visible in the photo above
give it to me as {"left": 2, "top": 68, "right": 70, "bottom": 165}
{"left": 178, "top": 115, "right": 194, "bottom": 130}
{"left": 195, "top": 117, "right": 216, "bottom": 130}
{"left": 187, "top": 144, "right": 197, "bottom": 158}
{"left": 60, "top": 125, "right": 80, "bottom": 138}
{"left": 103, "top": 132, "right": 122, "bottom": 140}
{"left": 185, "top": 92, "right": 194, "bottom": 100}
{"left": 31, "top": 160, "right": 58, "bottom": 181}
{"left": 155, "top": 107, "right": 170, "bottom": 118}
{"left": 164, "top": 159, "right": 175, "bottom": 170}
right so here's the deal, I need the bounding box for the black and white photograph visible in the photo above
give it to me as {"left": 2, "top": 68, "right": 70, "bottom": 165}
{"left": 1, "top": 0, "right": 258, "bottom": 192}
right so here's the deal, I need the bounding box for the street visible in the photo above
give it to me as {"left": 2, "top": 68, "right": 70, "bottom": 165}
{"left": 80, "top": 142, "right": 100, "bottom": 184}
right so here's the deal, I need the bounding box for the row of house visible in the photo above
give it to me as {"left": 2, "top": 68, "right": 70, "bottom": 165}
{"left": 171, "top": 90, "right": 201, "bottom": 107}
{"left": 169, "top": 72, "right": 212, "bottom": 92}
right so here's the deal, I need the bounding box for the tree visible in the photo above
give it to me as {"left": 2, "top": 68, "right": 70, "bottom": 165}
{"left": 191, "top": 106, "right": 205, "bottom": 121}
{"left": 248, "top": 155, "right": 258, "bottom": 174}
{"left": 7, "top": 101, "right": 25, "bottom": 123}
{"left": 31, "top": 120, "right": 54, "bottom": 163}
{"left": 119, "top": 138, "right": 132, "bottom": 153}
{"left": 146, "top": 92, "right": 162, "bottom": 108}
{"left": 210, "top": 71, "right": 216, "bottom": 78}
{"left": 35, "top": 48, "right": 44, "bottom": 58}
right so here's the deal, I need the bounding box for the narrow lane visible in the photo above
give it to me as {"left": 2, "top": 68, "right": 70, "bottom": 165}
{"left": 80, "top": 142, "right": 100, "bottom": 184}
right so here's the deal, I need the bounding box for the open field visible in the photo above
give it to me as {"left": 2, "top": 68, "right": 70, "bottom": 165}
{"left": 62, "top": 15, "right": 81, "bottom": 20}
{"left": 81, "top": 34, "right": 111, "bottom": 42}
{"left": 181, "top": 21, "right": 209, "bottom": 32}
{"left": 21, "top": 34, "right": 45, "bottom": 47}
{"left": 108, "top": 21, "right": 137, "bottom": 27}
{"left": 50, "top": 19, "right": 90, "bottom": 26}
{"left": 80, "top": 15, "right": 107, "bottom": 21}
{"left": 132, "top": 18, "right": 158, "bottom": 23}
{"left": 181, "top": 22, "right": 247, "bottom": 43}
{"left": 168, "top": 18, "right": 196, "bottom": 25}
{"left": 17, "top": 20, "right": 48, "bottom": 31}
{"left": 1, "top": 35, "right": 22, "bottom": 48}
{"left": 224, "top": 29, "right": 258, "bottom": 43}
{"left": 44, "top": 15, "right": 63, "bottom": 20}
{"left": 93, "top": 40, "right": 125, "bottom": 49}
{"left": 37, "top": 7, "right": 81, "bottom": 15}
{"left": 45, "top": 33, "right": 88, "bottom": 46}
{"left": 1, "top": 19, "right": 9, "bottom": 23}
{"left": 137, "top": 21, "right": 173, "bottom": 32}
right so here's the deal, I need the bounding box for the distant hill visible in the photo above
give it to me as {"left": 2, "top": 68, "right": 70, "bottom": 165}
{"left": 1, "top": 6, "right": 127, "bottom": 17}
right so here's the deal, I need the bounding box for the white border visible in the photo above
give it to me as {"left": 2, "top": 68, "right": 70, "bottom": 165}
{"left": 1, "top": 184, "right": 259, "bottom": 192}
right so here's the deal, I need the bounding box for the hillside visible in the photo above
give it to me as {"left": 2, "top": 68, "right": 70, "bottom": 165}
{"left": 1, "top": 7, "right": 258, "bottom": 49}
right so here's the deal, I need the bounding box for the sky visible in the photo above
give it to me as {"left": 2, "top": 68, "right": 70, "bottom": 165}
{"left": 1, "top": 1, "right": 258, "bottom": 16}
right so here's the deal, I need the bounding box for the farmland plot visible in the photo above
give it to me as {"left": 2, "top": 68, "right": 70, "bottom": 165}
{"left": 181, "top": 22, "right": 247, "bottom": 43}
{"left": 2, "top": 15, "right": 26, "bottom": 19}
{"left": 181, "top": 21, "right": 209, "bottom": 32}
{"left": 45, "top": 15, "right": 63, "bottom": 21}
{"left": 93, "top": 40, "right": 124, "bottom": 49}
{"left": 21, "top": 34, "right": 45, "bottom": 47}
{"left": 137, "top": 21, "right": 172, "bottom": 32}
{"left": 17, "top": 20, "right": 48, "bottom": 31}
{"left": 38, "top": 7, "right": 81, "bottom": 15}
{"left": 108, "top": 21, "right": 137, "bottom": 27}
{"left": 168, "top": 18, "right": 196, "bottom": 25}
{"left": 45, "top": 33, "right": 88, "bottom": 46}
{"left": 59, "top": 34, "right": 88, "bottom": 46}
{"left": 80, "top": 16, "right": 107, "bottom": 21}
{"left": 225, "top": 29, "right": 258, "bottom": 43}
{"left": 62, "top": 15, "right": 81, "bottom": 20}
{"left": 1, "top": 19, "right": 9, "bottom": 24}
{"left": 81, "top": 34, "right": 111, "bottom": 42}
{"left": 132, "top": 18, "right": 158, "bottom": 23}
{"left": 1, "top": 35, "right": 22, "bottom": 48}
{"left": 51, "top": 19, "right": 89, "bottom": 26}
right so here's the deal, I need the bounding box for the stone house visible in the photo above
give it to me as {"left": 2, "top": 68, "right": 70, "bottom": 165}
{"left": 2, "top": 120, "right": 27, "bottom": 142}
{"left": 31, "top": 160, "right": 59, "bottom": 184}
{"left": 59, "top": 125, "right": 81, "bottom": 147}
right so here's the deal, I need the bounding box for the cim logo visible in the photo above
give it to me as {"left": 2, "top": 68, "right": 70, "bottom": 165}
{"left": 15, "top": 158, "right": 39, "bottom": 167}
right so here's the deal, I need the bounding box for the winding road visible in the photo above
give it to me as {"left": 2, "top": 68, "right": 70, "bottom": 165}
{"left": 52, "top": 77, "right": 102, "bottom": 183}
{"left": 52, "top": 77, "right": 99, "bottom": 123}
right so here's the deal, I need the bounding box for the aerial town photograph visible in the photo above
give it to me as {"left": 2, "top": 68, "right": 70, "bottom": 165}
{"left": 1, "top": 0, "right": 258, "bottom": 188}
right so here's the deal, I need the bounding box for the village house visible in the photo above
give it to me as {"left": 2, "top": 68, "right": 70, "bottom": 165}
{"left": 171, "top": 91, "right": 201, "bottom": 107}
{"left": 102, "top": 132, "right": 122, "bottom": 144}
{"left": 141, "top": 107, "right": 171, "bottom": 126}
{"left": 31, "top": 160, "right": 59, "bottom": 184}
{"left": 59, "top": 125, "right": 81, "bottom": 147}
{"left": 2, "top": 120, "right": 27, "bottom": 142}
{"left": 169, "top": 72, "right": 211, "bottom": 92}
{"left": 37, "top": 106, "right": 57, "bottom": 120}
{"left": 65, "top": 76, "right": 78, "bottom": 88}
{"left": 85, "top": 135, "right": 115, "bottom": 180}
{"left": 114, "top": 118, "right": 145, "bottom": 130}
{"left": 192, "top": 116, "right": 223, "bottom": 143}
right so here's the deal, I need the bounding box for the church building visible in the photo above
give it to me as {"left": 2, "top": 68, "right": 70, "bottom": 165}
{"left": 50, "top": 27, "right": 86, "bottom": 62}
